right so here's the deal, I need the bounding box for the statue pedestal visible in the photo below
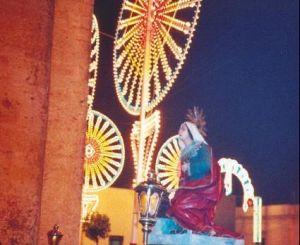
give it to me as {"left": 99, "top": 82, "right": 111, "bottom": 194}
{"left": 148, "top": 218, "right": 244, "bottom": 245}
{"left": 149, "top": 233, "right": 244, "bottom": 245}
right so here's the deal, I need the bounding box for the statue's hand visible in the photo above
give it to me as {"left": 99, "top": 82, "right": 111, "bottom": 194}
{"left": 169, "top": 191, "right": 175, "bottom": 200}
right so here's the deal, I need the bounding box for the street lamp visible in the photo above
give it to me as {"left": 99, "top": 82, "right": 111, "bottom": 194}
{"left": 47, "top": 224, "right": 63, "bottom": 245}
{"left": 135, "top": 171, "right": 166, "bottom": 245}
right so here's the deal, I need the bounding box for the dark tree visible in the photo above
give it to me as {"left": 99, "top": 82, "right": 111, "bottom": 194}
{"left": 82, "top": 213, "right": 111, "bottom": 245}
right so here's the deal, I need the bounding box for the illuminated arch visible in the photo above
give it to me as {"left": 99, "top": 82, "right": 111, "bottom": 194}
{"left": 218, "top": 158, "right": 255, "bottom": 212}
{"left": 218, "top": 158, "right": 262, "bottom": 243}
{"left": 87, "top": 15, "right": 100, "bottom": 111}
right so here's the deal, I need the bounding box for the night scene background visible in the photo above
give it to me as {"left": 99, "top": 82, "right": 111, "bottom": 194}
{"left": 92, "top": 0, "right": 299, "bottom": 205}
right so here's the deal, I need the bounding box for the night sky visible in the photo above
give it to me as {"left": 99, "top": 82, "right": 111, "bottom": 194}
{"left": 93, "top": 0, "right": 299, "bottom": 205}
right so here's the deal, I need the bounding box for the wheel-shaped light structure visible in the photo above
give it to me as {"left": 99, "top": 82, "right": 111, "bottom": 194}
{"left": 84, "top": 110, "right": 125, "bottom": 192}
{"left": 87, "top": 15, "right": 100, "bottom": 111}
{"left": 114, "top": 0, "right": 203, "bottom": 115}
{"left": 155, "top": 135, "right": 181, "bottom": 190}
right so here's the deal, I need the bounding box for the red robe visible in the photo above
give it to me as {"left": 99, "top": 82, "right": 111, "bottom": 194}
{"left": 167, "top": 159, "right": 243, "bottom": 238}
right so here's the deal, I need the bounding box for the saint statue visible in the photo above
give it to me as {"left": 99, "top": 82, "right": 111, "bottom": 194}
{"left": 157, "top": 107, "right": 242, "bottom": 238}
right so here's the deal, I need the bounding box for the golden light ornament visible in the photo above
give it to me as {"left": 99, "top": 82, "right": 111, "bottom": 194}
{"left": 113, "top": 0, "right": 203, "bottom": 115}
{"left": 83, "top": 110, "right": 125, "bottom": 192}
{"left": 155, "top": 135, "right": 181, "bottom": 190}
{"left": 87, "top": 15, "right": 100, "bottom": 111}
{"left": 114, "top": 1, "right": 204, "bottom": 243}
{"left": 131, "top": 110, "right": 161, "bottom": 186}
{"left": 81, "top": 193, "right": 100, "bottom": 222}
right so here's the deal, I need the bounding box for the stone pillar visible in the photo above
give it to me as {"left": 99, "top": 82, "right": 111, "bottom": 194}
{"left": 0, "top": 0, "right": 94, "bottom": 244}
{"left": 0, "top": 1, "right": 55, "bottom": 244}
{"left": 37, "top": 0, "right": 94, "bottom": 244}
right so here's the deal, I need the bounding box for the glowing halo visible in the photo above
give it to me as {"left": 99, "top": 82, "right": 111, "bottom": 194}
{"left": 155, "top": 135, "right": 181, "bottom": 190}
{"left": 83, "top": 110, "right": 125, "bottom": 192}
{"left": 87, "top": 15, "right": 100, "bottom": 111}
{"left": 113, "top": 0, "right": 203, "bottom": 115}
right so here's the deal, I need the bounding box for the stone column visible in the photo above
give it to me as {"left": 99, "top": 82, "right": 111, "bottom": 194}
{"left": 0, "top": 1, "right": 55, "bottom": 244}
{"left": 37, "top": 0, "right": 94, "bottom": 244}
{"left": 0, "top": 0, "right": 94, "bottom": 244}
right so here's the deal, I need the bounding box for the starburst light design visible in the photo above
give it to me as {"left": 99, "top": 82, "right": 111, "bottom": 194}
{"left": 155, "top": 135, "right": 181, "bottom": 190}
{"left": 83, "top": 110, "right": 125, "bottom": 192}
{"left": 114, "top": 0, "right": 202, "bottom": 115}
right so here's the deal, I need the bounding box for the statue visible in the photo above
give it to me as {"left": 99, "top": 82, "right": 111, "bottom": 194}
{"left": 157, "top": 107, "right": 243, "bottom": 238}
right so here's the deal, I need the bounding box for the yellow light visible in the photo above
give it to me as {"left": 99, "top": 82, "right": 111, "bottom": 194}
{"left": 81, "top": 193, "right": 99, "bottom": 222}
{"left": 131, "top": 111, "right": 161, "bottom": 185}
{"left": 155, "top": 135, "right": 181, "bottom": 190}
{"left": 113, "top": 0, "right": 203, "bottom": 115}
{"left": 87, "top": 15, "right": 100, "bottom": 112}
{"left": 83, "top": 110, "right": 125, "bottom": 192}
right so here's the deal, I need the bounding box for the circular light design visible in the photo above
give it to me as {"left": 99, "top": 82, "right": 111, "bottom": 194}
{"left": 114, "top": 0, "right": 203, "bottom": 115}
{"left": 83, "top": 110, "right": 125, "bottom": 192}
{"left": 155, "top": 135, "right": 181, "bottom": 190}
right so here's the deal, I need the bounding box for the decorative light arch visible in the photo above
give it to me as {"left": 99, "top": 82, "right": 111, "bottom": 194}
{"left": 218, "top": 158, "right": 262, "bottom": 243}
{"left": 82, "top": 15, "right": 125, "bottom": 222}
{"left": 218, "top": 158, "right": 255, "bottom": 212}
{"left": 87, "top": 14, "right": 100, "bottom": 112}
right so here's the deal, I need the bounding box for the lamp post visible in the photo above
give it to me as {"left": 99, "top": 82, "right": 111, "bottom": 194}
{"left": 47, "top": 224, "right": 63, "bottom": 245}
{"left": 135, "top": 171, "right": 166, "bottom": 245}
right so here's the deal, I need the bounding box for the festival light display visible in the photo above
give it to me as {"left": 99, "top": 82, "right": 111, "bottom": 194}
{"left": 253, "top": 196, "right": 263, "bottom": 243}
{"left": 114, "top": 1, "right": 203, "bottom": 243}
{"left": 81, "top": 15, "right": 126, "bottom": 221}
{"left": 131, "top": 110, "right": 161, "bottom": 187}
{"left": 114, "top": 0, "right": 203, "bottom": 183}
{"left": 155, "top": 135, "right": 181, "bottom": 190}
{"left": 81, "top": 194, "right": 99, "bottom": 222}
{"left": 87, "top": 14, "right": 100, "bottom": 112}
{"left": 84, "top": 110, "right": 125, "bottom": 192}
{"left": 114, "top": 0, "right": 203, "bottom": 115}
{"left": 218, "top": 158, "right": 255, "bottom": 212}
{"left": 218, "top": 158, "right": 262, "bottom": 243}
{"left": 83, "top": 16, "right": 125, "bottom": 193}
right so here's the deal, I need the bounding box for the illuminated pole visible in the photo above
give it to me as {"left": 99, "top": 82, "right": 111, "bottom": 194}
{"left": 131, "top": 1, "right": 154, "bottom": 244}
{"left": 137, "top": 0, "right": 154, "bottom": 184}
{"left": 253, "top": 196, "right": 263, "bottom": 243}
